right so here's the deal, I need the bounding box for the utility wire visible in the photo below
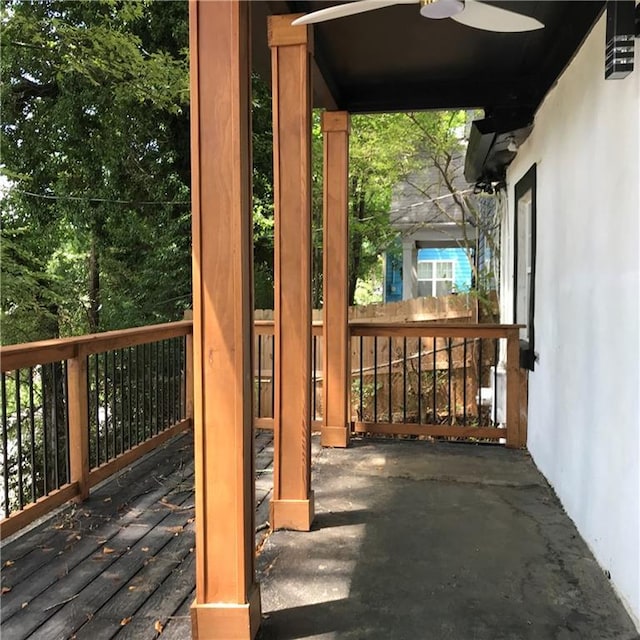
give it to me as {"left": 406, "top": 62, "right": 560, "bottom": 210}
{"left": 387, "top": 187, "right": 475, "bottom": 215}
{"left": 2, "top": 187, "right": 190, "bottom": 207}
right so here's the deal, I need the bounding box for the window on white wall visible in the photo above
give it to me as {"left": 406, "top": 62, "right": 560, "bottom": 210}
{"left": 513, "top": 164, "right": 537, "bottom": 370}
{"left": 417, "top": 260, "right": 454, "bottom": 297}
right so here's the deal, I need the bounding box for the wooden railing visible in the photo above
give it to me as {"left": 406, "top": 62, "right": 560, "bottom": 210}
{"left": 0, "top": 318, "right": 523, "bottom": 538}
{"left": 0, "top": 321, "right": 193, "bottom": 539}
{"left": 253, "top": 321, "right": 323, "bottom": 429}
{"left": 251, "top": 320, "right": 524, "bottom": 447}
{"left": 349, "top": 323, "right": 523, "bottom": 447}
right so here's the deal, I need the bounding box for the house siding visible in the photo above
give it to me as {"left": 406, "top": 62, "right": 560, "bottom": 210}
{"left": 417, "top": 247, "right": 472, "bottom": 294}
{"left": 384, "top": 246, "right": 473, "bottom": 302}
{"left": 501, "top": 13, "right": 640, "bottom": 627}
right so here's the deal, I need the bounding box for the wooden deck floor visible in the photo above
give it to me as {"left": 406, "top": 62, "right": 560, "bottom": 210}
{"left": 1, "top": 430, "right": 274, "bottom": 640}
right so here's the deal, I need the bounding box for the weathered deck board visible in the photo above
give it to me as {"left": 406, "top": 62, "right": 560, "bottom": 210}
{"left": 1, "top": 436, "right": 193, "bottom": 589}
{"left": 1, "top": 462, "right": 194, "bottom": 622}
{"left": 1, "top": 430, "right": 274, "bottom": 640}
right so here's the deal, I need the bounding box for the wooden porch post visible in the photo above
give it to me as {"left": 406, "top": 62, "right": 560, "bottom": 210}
{"left": 189, "top": 2, "right": 261, "bottom": 639}
{"left": 505, "top": 328, "right": 523, "bottom": 448}
{"left": 321, "top": 111, "right": 351, "bottom": 448}
{"left": 68, "top": 348, "right": 90, "bottom": 501}
{"left": 268, "top": 14, "right": 315, "bottom": 531}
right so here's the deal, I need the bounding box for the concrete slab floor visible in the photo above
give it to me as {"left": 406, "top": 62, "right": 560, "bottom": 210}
{"left": 256, "top": 437, "right": 639, "bottom": 640}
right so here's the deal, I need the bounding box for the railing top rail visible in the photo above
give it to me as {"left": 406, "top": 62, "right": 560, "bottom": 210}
{"left": 1, "top": 320, "right": 193, "bottom": 372}
{"left": 349, "top": 322, "right": 523, "bottom": 338}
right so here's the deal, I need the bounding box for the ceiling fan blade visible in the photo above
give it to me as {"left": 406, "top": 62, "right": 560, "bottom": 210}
{"left": 452, "top": 0, "right": 544, "bottom": 32}
{"left": 292, "top": 0, "right": 416, "bottom": 26}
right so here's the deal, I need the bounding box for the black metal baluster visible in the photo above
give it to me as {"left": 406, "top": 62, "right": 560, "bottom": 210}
{"left": 2, "top": 373, "right": 9, "bottom": 516}
{"left": 42, "top": 366, "right": 49, "bottom": 495}
{"left": 104, "top": 352, "right": 110, "bottom": 460}
{"left": 359, "top": 336, "right": 364, "bottom": 422}
{"left": 494, "top": 339, "right": 499, "bottom": 425}
{"left": 135, "top": 344, "right": 141, "bottom": 445}
{"left": 95, "top": 354, "right": 100, "bottom": 467}
{"left": 167, "top": 338, "right": 177, "bottom": 425}
{"left": 178, "top": 337, "right": 182, "bottom": 420}
{"left": 167, "top": 338, "right": 178, "bottom": 425}
{"left": 388, "top": 337, "right": 392, "bottom": 423}
{"left": 29, "top": 368, "right": 36, "bottom": 502}
{"left": 166, "top": 340, "right": 171, "bottom": 428}
{"left": 161, "top": 340, "right": 167, "bottom": 431}
{"left": 158, "top": 341, "right": 163, "bottom": 432}
{"left": 270, "top": 335, "right": 275, "bottom": 420}
{"left": 52, "top": 363, "right": 60, "bottom": 488}
{"left": 402, "top": 337, "right": 407, "bottom": 423}
{"left": 373, "top": 337, "right": 378, "bottom": 423}
{"left": 155, "top": 342, "right": 160, "bottom": 435}
{"left": 15, "top": 370, "right": 24, "bottom": 509}
{"left": 477, "top": 337, "right": 484, "bottom": 426}
{"left": 447, "top": 338, "right": 452, "bottom": 424}
{"left": 417, "top": 337, "right": 422, "bottom": 424}
{"left": 86, "top": 358, "right": 93, "bottom": 469}
{"left": 463, "top": 339, "right": 468, "bottom": 426}
{"left": 142, "top": 343, "right": 148, "bottom": 440}
{"left": 127, "top": 346, "right": 132, "bottom": 450}
{"left": 113, "top": 350, "right": 119, "bottom": 455}
{"left": 63, "top": 361, "right": 70, "bottom": 483}
{"left": 172, "top": 339, "right": 177, "bottom": 424}
{"left": 312, "top": 335, "right": 317, "bottom": 422}
{"left": 257, "top": 334, "right": 262, "bottom": 418}
{"left": 432, "top": 337, "right": 437, "bottom": 423}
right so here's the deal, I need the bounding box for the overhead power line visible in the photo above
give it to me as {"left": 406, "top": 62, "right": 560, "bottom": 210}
{"left": 2, "top": 187, "right": 190, "bottom": 207}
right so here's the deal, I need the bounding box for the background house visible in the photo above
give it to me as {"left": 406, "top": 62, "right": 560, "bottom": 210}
{"left": 384, "top": 150, "right": 497, "bottom": 302}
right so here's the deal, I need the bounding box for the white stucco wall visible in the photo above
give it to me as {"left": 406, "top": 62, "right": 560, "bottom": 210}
{"left": 501, "top": 14, "right": 640, "bottom": 625}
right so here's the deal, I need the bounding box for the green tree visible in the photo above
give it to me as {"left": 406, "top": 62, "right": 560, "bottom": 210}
{"left": 1, "top": 0, "right": 191, "bottom": 343}
{"left": 309, "top": 112, "right": 420, "bottom": 307}
{"left": 346, "top": 113, "right": 419, "bottom": 305}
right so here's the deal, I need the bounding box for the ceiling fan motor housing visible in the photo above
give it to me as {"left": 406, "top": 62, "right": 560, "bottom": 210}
{"left": 420, "top": 0, "right": 465, "bottom": 20}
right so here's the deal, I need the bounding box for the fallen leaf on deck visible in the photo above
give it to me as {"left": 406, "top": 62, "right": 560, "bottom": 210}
{"left": 1, "top": 586, "right": 12, "bottom": 595}
{"left": 142, "top": 547, "right": 149, "bottom": 552}
{"left": 128, "top": 586, "right": 137, "bottom": 591}
{"left": 4, "top": 560, "right": 14, "bottom": 567}
{"left": 166, "top": 526, "right": 183, "bottom": 534}
{"left": 103, "top": 497, "right": 112, "bottom": 503}
{"left": 103, "top": 546, "right": 115, "bottom": 554}
{"left": 120, "top": 616, "right": 133, "bottom": 626}
{"left": 154, "top": 620, "right": 164, "bottom": 633}
{"left": 21, "top": 602, "right": 28, "bottom": 608}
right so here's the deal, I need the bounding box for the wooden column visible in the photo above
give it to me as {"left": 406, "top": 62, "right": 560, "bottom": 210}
{"left": 68, "top": 348, "right": 89, "bottom": 501}
{"left": 268, "top": 14, "right": 315, "bottom": 531}
{"left": 321, "top": 111, "right": 351, "bottom": 448}
{"left": 505, "top": 328, "right": 523, "bottom": 449}
{"left": 189, "top": 2, "right": 260, "bottom": 639}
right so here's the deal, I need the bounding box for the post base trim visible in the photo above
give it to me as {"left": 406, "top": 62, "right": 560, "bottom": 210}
{"left": 270, "top": 493, "right": 315, "bottom": 531}
{"left": 190, "top": 585, "right": 261, "bottom": 640}
{"left": 321, "top": 424, "right": 350, "bottom": 448}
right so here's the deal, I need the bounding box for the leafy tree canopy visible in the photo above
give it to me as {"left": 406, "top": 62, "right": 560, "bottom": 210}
{"left": 1, "top": 0, "right": 191, "bottom": 343}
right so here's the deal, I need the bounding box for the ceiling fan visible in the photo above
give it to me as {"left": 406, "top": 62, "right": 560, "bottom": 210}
{"left": 291, "top": 0, "right": 544, "bottom": 33}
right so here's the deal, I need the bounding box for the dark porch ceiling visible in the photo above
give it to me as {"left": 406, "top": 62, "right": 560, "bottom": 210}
{"left": 252, "top": 1, "right": 605, "bottom": 115}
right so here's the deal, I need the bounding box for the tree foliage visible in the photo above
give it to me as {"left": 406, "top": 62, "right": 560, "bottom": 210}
{"left": 1, "top": 0, "right": 191, "bottom": 343}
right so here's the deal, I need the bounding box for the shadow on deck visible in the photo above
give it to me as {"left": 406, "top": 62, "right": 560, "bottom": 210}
{"left": 2, "top": 434, "right": 638, "bottom": 640}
